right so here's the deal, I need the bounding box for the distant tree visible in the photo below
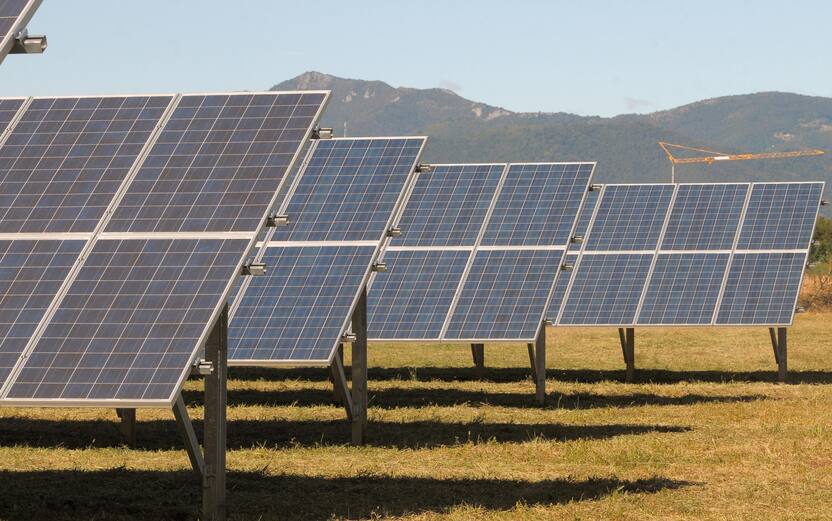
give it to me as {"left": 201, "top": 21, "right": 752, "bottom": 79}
{"left": 811, "top": 216, "right": 832, "bottom": 263}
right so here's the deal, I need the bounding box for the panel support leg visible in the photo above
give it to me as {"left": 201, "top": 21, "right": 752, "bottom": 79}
{"left": 172, "top": 394, "right": 205, "bottom": 481}
{"left": 769, "top": 327, "right": 780, "bottom": 365}
{"left": 619, "top": 328, "right": 635, "bottom": 383}
{"left": 329, "top": 350, "right": 354, "bottom": 421}
{"left": 203, "top": 304, "right": 228, "bottom": 521}
{"left": 471, "top": 343, "right": 485, "bottom": 378}
{"left": 115, "top": 408, "right": 136, "bottom": 446}
{"left": 527, "top": 343, "right": 536, "bottom": 375}
{"left": 776, "top": 327, "right": 787, "bottom": 383}
{"left": 534, "top": 326, "right": 546, "bottom": 406}
{"left": 351, "top": 288, "right": 368, "bottom": 445}
{"left": 330, "top": 343, "right": 345, "bottom": 405}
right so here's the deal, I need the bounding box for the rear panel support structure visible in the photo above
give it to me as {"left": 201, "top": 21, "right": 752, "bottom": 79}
{"left": 534, "top": 324, "right": 546, "bottom": 406}
{"left": 471, "top": 343, "right": 485, "bottom": 376}
{"left": 351, "top": 288, "right": 369, "bottom": 445}
{"left": 115, "top": 408, "right": 137, "bottom": 446}
{"left": 202, "top": 304, "right": 228, "bottom": 521}
{"left": 618, "top": 328, "right": 635, "bottom": 383}
{"left": 769, "top": 327, "right": 788, "bottom": 382}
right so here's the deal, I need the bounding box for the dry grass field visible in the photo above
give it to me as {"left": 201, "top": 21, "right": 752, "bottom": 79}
{"left": 0, "top": 312, "right": 831, "bottom": 520}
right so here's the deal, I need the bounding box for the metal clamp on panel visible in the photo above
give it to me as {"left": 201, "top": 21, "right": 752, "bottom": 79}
{"left": 570, "top": 234, "right": 584, "bottom": 244}
{"left": 241, "top": 261, "right": 267, "bottom": 276}
{"left": 266, "top": 212, "right": 289, "bottom": 227}
{"left": 193, "top": 359, "right": 214, "bottom": 376}
{"left": 560, "top": 262, "right": 575, "bottom": 272}
{"left": 795, "top": 306, "right": 807, "bottom": 314}
{"left": 589, "top": 183, "right": 603, "bottom": 192}
{"left": 415, "top": 164, "right": 433, "bottom": 173}
{"left": 821, "top": 200, "right": 829, "bottom": 206}
{"left": 311, "top": 126, "right": 333, "bottom": 139}
{"left": 10, "top": 30, "right": 47, "bottom": 54}
{"left": 372, "top": 262, "right": 388, "bottom": 273}
{"left": 386, "top": 227, "right": 402, "bottom": 238}
{"left": 341, "top": 332, "right": 357, "bottom": 343}
{"left": 543, "top": 319, "right": 554, "bottom": 326}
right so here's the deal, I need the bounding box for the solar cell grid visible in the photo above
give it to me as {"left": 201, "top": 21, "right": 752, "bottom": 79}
{"left": 637, "top": 253, "right": 729, "bottom": 325}
{"left": 558, "top": 253, "right": 653, "bottom": 325}
{"left": 270, "top": 137, "right": 425, "bottom": 242}
{"left": 368, "top": 249, "right": 470, "bottom": 339}
{"left": 737, "top": 183, "right": 823, "bottom": 250}
{"left": 585, "top": 185, "right": 674, "bottom": 251}
{"left": 480, "top": 162, "right": 593, "bottom": 247}
{"left": 392, "top": 163, "right": 505, "bottom": 247}
{"left": 105, "top": 92, "right": 328, "bottom": 234}
{"left": 229, "top": 245, "right": 375, "bottom": 364}
{"left": 0, "top": 98, "right": 24, "bottom": 135}
{"left": 6, "top": 238, "right": 247, "bottom": 403}
{"left": 444, "top": 248, "right": 564, "bottom": 340}
{"left": 661, "top": 184, "right": 748, "bottom": 251}
{"left": 715, "top": 252, "right": 807, "bottom": 325}
{"left": 0, "top": 95, "right": 173, "bottom": 233}
{"left": 0, "top": 239, "right": 84, "bottom": 387}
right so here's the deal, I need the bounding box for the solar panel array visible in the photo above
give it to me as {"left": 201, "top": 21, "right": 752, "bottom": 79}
{"left": 556, "top": 182, "right": 824, "bottom": 327}
{"left": 0, "top": 0, "right": 40, "bottom": 64}
{"left": 228, "top": 136, "right": 426, "bottom": 365}
{"left": 368, "top": 162, "right": 595, "bottom": 342}
{"left": 0, "top": 91, "right": 329, "bottom": 406}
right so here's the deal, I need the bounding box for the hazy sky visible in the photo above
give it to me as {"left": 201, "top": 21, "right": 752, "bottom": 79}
{"left": 1, "top": 0, "right": 828, "bottom": 117}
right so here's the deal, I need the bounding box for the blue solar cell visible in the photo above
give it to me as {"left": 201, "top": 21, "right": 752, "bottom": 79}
{"left": 715, "top": 252, "right": 806, "bottom": 325}
{"left": 559, "top": 253, "right": 653, "bottom": 325}
{"left": 0, "top": 96, "right": 173, "bottom": 233}
{"left": 7, "top": 238, "right": 247, "bottom": 402}
{"left": 229, "top": 245, "right": 375, "bottom": 363}
{"left": 661, "top": 184, "right": 748, "bottom": 250}
{"left": 0, "top": 98, "right": 24, "bottom": 134}
{"left": 271, "top": 137, "right": 425, "bottom": 242}
{"left": 585, "top": 185, "right": 673, "bottom": 251}
{"left": 444, "top": 249, "right": 563, "bottom": 340}
{"left": 392, "top": 164, "right": 504, "bottom": 247}
{"left": 638, "top": 253, "right": 729, "bottom": 325}
{"left": 545, "top": 253, "right": 578, "bottom": 321}
{"left": 368, "top": 249, "right": 470, "bottom": 339}
{"left": 0, "top": 239, "right": 84, "bottom": 387}
{"left": 737, "top": 183, "right": 823, "bottom": 250}
{"left": 480, "top": 163, "right": 593, "bottom": 246}
{"left": 106, "top": 92, "right": 328, "bottom": 234}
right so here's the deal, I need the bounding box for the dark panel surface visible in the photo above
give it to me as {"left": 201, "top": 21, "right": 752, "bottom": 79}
{"left": 661, "top": 184, "right": 748, "bottom": 251}
{"left": 736, "top": 183, "right": 823, "bottom": 250}
{"left": 585, "top": 185, "right": 673, "bottom": 251}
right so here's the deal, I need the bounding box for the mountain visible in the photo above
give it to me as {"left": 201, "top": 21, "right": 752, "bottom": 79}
{"left": 273, "top": 72, "right": 832, "bottom": 203}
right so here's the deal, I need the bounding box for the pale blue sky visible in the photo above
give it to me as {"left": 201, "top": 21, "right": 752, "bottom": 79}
{"left": 1, "top": 0, "right": 828, "bottom": 116}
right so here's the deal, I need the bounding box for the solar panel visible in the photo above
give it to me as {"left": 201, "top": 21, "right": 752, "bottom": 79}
{"left": 715, "top": 252, "right": 807, "bottom": 325}
{"left": 6, "top": 238, "right": 248, "bottom": 402}
{"left": 585, "top": 184, "right": 674, "bottom": 251}
{"left": 558, "top": 253, "right": 653, "bottom": 326}
{"left": 480, "top": 163, "right": 594, "bottom": 246}
{"left": 270, "top": 137, "right": 426, "bottom": 242}
{"left": 737, "top": 183, "right": 824, "bottom": 250}
{"left": 368, "top": 249, "right": 470, "bottom": 339}
{"left": 391, "top": 163, "right": 505, "bottom": 247}
{"left": 0, "top": 0, "right": 40, "bottom": 64}
{"left": 0, "top": 96, "right": 174, "bottom": 233}
{"left": 637, "top": 253, "right": 729, "bottom": 325}
{"left": 0, "top": 98, "right": 24, "bottom": 134}
{"left": 229, "top": 136, "right": 425, "bottom": 364}
{"left": 661, "top": 184, "right": 748, "bottom": 250}
{"left": 443, "top": 248, "right": 565, "bottom": 340}
{"left": 545, "top": 253, "right": 578, "bottom": 321}
{"left": 105, "top": 92, "right": 328, "bottom": 234}
{"left": 0, "top": 90, "right": 329, "bottom": 405}
{"left": 0, "top": 239, "right": 84, "bottom": 387}
{"left": 229, "top": 245, "right": 376, "bottom": 364}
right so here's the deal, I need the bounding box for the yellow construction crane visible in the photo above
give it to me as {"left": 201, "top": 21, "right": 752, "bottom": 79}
{"left": 658, "top": 141, "right": 825, "bottom": 183}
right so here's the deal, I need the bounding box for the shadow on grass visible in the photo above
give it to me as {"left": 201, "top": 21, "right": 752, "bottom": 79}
{"left": 0, "top": 416, "right": 689, "bottom": 450}
{"left": 0, "top": 468, "right": 694, "bottom": 521}
{"left": 184, "top": 387, "right": 767, "bottom": 410}
{"left": 229, "top": 366, "right": 832, "bottom": 385}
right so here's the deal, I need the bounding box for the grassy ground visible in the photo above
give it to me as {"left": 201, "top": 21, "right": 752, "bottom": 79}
{"left": 1, "top": 313, "right": 831, "bottom": 520}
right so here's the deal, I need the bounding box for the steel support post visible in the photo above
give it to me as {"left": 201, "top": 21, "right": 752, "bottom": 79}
{"left": 619, "top": 328, "right": 635, "bottom": 383}
{"left": 115, "top": 408, "right": 136, "bottom": 446}
{"left": 527, "top": 343, "right": 536, "bottom": 375}
{"left": 331, "top": 343, "right": 345, "bottom": 405}
{"left": 329, "top": 351, "right": 354, "bottom": 421}
{"left": 769, "top": 327, "right": 780, "bottom": 365}
{"left": 203, "top": 304, "right": 228, "bottom": 521}
{"left": 534, "top": 325, "right": 546, "bottom": 406}
{"left": 777, "top": 327, "right": 788, "bottom": 382}
{"left": 172, "top": 394, "right": 205, "bottom": 481}
{"left": 351, "top": 288, "right": 368, "bottom": 445}
{"left": 471, "top": 343, "right": 485, "bottom": 377}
